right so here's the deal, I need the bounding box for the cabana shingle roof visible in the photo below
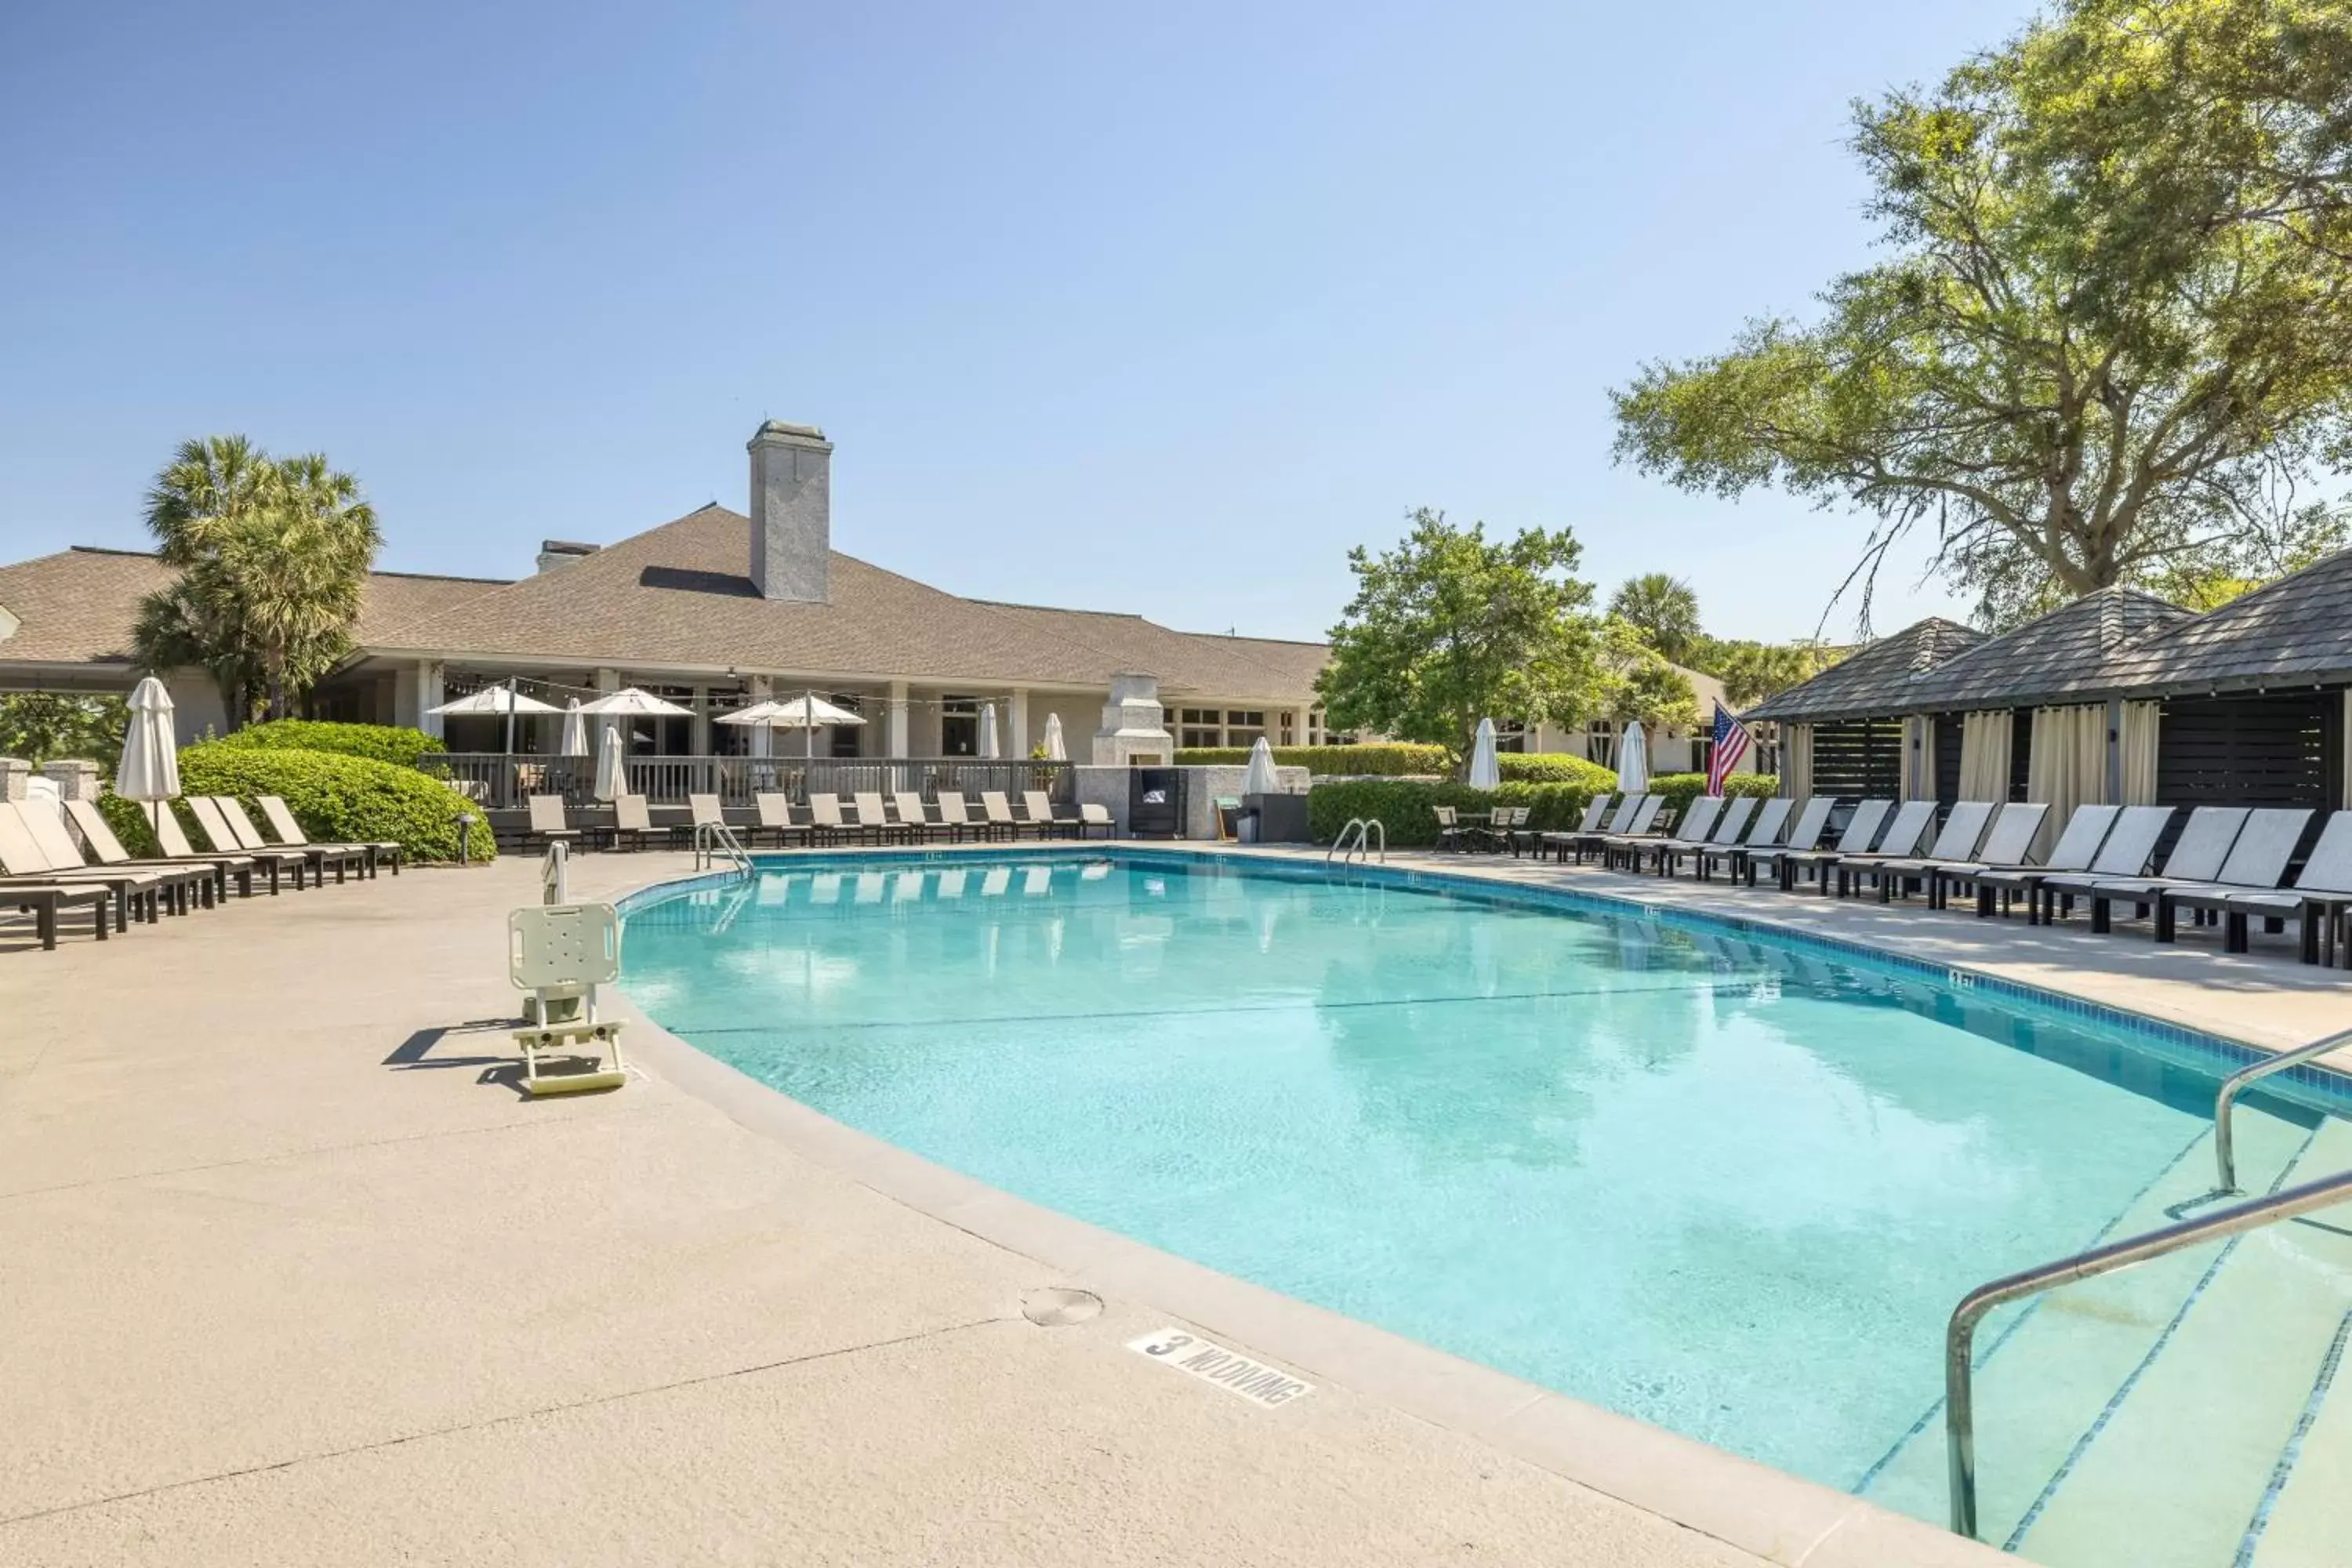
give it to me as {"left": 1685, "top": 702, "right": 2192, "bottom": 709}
{"left": 1899, "top": 586, "right": 2194, "bottom": 710}
{"left": 2100, "top": 546, "right": 2352, "bottom": 693}
{"left": 1744, "top": 618, "right": 1984, "bottom": 722}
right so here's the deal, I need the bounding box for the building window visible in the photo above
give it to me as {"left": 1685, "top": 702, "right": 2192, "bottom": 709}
{"left": 829, "top": 693, "right": 864, "bottom": 758}
{"left": 1494, "top": 720, "right": 1529, "bottom": 754}
{"left": 1225, "top": 710, "right": 1266, "bottom": 746}
{"left": 941, "top": 695, "right": 979, "bottom": 757}
{"left": 1279, "top": 710, "right": 1295, "bottom": 745}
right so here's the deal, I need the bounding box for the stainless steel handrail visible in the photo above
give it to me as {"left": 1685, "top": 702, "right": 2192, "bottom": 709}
{"left": 1326, "top": 818, "right": 1385, "bottom": 866}
{"left": 1363, "top": 818, "right": 1386, "bottom": 862}
{"left": 693, "top": 819, "right": 753, "bottom": 876}
{"left": 1945, "top": 1165, "right": 2352, "bottom": 1537}
{"left": 2213, "top": 1028, "right": 2352, "bottom": 1193}
{"left": 1327, "top": 818, "right": 1365, "bottom": 865}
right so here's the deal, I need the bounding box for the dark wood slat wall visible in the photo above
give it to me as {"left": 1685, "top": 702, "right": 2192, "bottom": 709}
{"left": 1932, "top": 713, "right": 1964, "bottom": 807}
{"left": 2010, "top": 711, "right": 2034, "bottom": 804}
{"left": 1809, "top": 717, "right": 1905, "bottom": 799}
{"left": 2155, "top": 691, "right": 2343, "bottom": 808}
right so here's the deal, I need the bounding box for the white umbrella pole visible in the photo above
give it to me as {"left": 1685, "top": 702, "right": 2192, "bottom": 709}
{"left": 807, "top": 688, "right": 816, "bottom": 760}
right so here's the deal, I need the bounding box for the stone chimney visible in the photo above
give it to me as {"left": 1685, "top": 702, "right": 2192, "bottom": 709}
{"left": 535, "top": 539, "right": 600, "bottom": 574}
{"left": 748, "top": 420, "right": 833, "bottom": 602}
{"left": 1092, "top": 673, "right": 1174, "bottom": 766}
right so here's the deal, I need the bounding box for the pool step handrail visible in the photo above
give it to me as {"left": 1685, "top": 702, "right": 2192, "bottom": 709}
{"left": 2211, "top": 1026, "right": 2352, "bottom": 1193}
{"left": 1945, "top": 1163, "right": 2352, "bottom": 1539}
{"left": 1327, "top": 817, "right": 1385, "bottom": 866}
{"left": 694, "top": 818, "right": 753, "bottom": 877}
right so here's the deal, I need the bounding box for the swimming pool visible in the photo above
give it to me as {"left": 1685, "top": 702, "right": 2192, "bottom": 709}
{"left": 619, "top": 851, "right": 2352, "bottom": 1558}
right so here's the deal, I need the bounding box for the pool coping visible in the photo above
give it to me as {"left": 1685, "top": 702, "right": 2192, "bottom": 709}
{"left": 597, "top": 841, "right": 2352, "bottom": 1568}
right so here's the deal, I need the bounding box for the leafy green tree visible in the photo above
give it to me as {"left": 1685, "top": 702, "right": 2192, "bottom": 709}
{"left": 1610, "top": 0, "right": 2352, "bottom": 630}
{"left": 0, "top": 693, "right": 130, "bottom": 771}
{"left": 1316, "top": 509, "right": 1603, "bottom": 779}
{"left": 1607, "top": 573, "right": 1703, "bottom": 662}
{"left": 1690, "top": 637, "right": 1844, "bottom": 709}
{"left": 1597, "top": 618, "right": 1702, "bottom": 734}
{"left": 134, "top": 437, "right": 381, "bottom": 724}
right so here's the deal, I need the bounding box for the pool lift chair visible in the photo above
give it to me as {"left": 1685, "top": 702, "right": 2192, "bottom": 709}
{"left": 508, "top": 899, "right": 628, "bottom": 1096}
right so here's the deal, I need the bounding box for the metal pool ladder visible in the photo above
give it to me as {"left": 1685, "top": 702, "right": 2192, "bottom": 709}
{"left": 1327, "top": 817, "right": 1385, "bottom": 866}
{"left": 694, "top": 818, "right": 753, "bottom": 877}
{"left": 1944, "top": 1160, "right": 2352, "bottom": 1538}
{"left": 2212, "top": 1026, "right": 2352, "bottom": 1194}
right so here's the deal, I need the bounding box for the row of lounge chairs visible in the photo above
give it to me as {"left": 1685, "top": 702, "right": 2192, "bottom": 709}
{"left": 1, "top": 793, "right": 399, "bottom": 951}
{"left": 524, "top": 789, "right": 1112, "bottom": 851}
{"left": 1528, "top": 791, "right": 2352, "bottom": 964}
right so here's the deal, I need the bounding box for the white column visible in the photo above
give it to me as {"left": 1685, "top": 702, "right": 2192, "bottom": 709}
{"left": 1010, "top": 688, "right": 1030, "bottom": 758}
{"left": 887, "top": 681, "right": 909, "bottom": 757}
{"left": 691, "top": 685, "right": 710, "bottom": 755}
{"left": 419, "top": 661, "right": 445, "bottom": 739}
{"left": 748, "top": 675, "right": 773, "bottom": 758}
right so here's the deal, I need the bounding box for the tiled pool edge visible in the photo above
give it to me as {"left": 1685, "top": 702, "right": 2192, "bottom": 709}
{"left": 603, "top": 973, "right": 2008, "bottom": 1568}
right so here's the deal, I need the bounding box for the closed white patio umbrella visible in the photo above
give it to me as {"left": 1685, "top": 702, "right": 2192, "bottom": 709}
{"left": 115, "top": 676, "right": 180, "bottom": 826}
{"left": 1241, "top": 735, "right": 1280, "bottom": 796}
{"left": 558, "top": 699, "right": 588, "bottom": 757}
{"left": 977, "top": 703, "right": 1000, "bottom": 759}
{"left": 593, "top": 722, "right": 626, "bottom": 802}
{"left": 1041, "top": 712, "right": 1066, "bottom": 762}
{"left": 1617, "top": 720, "right": 1650, "bottom": 795}
{"left": 1468, "top": 718, "right": 1501, "bottom": 790}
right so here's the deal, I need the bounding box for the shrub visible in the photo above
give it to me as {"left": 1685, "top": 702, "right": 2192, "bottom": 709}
{"left": 212, "top": 720, "right": 446, "bottom": 768}
{"left": 1495, "top": 753, "right": 1617, "bottom": 787}
{"left": 178, "top": 741, "right": 494, "bottom": 863}
{"left": 98, "top": 790, "right": 165, "bottom": 858}
{"left": 1308, "top": 779, "right": 1612, "bottom": 847}
{"left": 1174, "top": 743, "right": 1448, "bottom": 776}
{"left": 1647, "top": 771, "right": 1780, "bottom": 816}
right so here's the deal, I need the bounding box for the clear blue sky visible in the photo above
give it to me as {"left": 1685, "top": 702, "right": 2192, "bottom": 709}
{"left": 1, "top": 0, "right": 2034, "bottom": 645}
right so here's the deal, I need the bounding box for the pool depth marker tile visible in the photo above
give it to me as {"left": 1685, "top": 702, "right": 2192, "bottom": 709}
{"left": 1127, "top": 1327, "right": 1315, "bottom": 1409}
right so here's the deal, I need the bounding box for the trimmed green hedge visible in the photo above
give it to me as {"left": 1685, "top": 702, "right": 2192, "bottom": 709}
{"left": 1495, "top": 753, "right": 1617, "bottom": 787}
{"left": 98, "top": 790, "right": 165, "bottom": 858}
{"left": 1648, "top": 771, "right": 1780, "bottom": 816}
{"left": 178, "top": 742, "right": 494, "bottom": 863}
{"left": 1308, "top": 779, "right": 1613, "bottom": 848}
{"left": 212, "top": 720, "right": 446, "bottom": 768}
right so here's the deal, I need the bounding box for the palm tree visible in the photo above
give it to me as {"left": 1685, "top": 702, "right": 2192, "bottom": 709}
{"left": 133, "top": 437, "right": 381, "bottom": 723}
{"left": 1607, "top": 573, "right": 1702, "bottom": 664}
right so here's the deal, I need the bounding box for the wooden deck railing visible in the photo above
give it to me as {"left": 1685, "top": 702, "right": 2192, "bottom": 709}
{"left": 425, "top": 753, "right": 1076, "bottom": 811}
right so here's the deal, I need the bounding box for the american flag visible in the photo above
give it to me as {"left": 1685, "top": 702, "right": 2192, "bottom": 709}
{"left": 1706, "top": 702, "right": 1752, "bottom": 797}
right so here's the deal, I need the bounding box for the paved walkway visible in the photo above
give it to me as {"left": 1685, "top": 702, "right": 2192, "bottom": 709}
{"left": 8, "top": 843, "right": 2341, "bottom": 1566}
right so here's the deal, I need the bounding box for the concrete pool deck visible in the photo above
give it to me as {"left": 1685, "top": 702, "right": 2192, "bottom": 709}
{"left": 5, "top": 841, "right": 2347, "bottom": 1566}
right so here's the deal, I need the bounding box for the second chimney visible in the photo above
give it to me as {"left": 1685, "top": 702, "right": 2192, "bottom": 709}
{"left": 748, "top": 420, "right": 833, "bottom": 602}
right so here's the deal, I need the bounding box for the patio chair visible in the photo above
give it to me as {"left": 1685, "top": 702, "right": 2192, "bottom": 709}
{"left": 1906, "top": 801, "right": 2051, "bottom": 910}
{"left": 1646, "top": 795, "right": 1755, "bottom": 877}
{"left": 212, "top": 797, "right": 367, "bottom": 884}
{"left": 1565, "top": 794, "right": 1650, "bottom": 864}
{"left": 1742, "top": 797, "right": 1845, "bottom": 891}
{"left": 2042, "top": 806, "right": 2246, "bottom": 931}
{"left": 13, "top": 800, "right": 213, "bottom": 919}
{"left": 849, "top": 792, "right": 900, "bottom": 844}
{"left": 752, "top": 793, "right": 813, "bottom": 848}
{"left": 1022, "top": 790, "right": 1077, "bottom": 839}
{"left": 1075, "top": 803, "right": 1115, "bottom": 839}
{"left": 891, "top": 791, "right": 953, "bottom": 841}
{"left": 668, "top": 793, "right": 728, "bottom": 850}
{"left": 1955, "top": 804, "right": 2129, "bottom": 921}
{"left": 1594, "top": 796, "right": 1668, "bottom": 869}
{"left": 527, "top": 795, "right": 579, "bottom": 853}
{"left": 1490, "top": 804, "right": 1536, "bottom": 857}
{"left": 187, "top": 796, "right": 312, "bottom": 889}
{"left": 981, "top": 791, "right": 1039, "bottom": 840}
{"left": 1432, "top": 804, "right": 1470, "bottom": 852}
{"left": 147, "top": 802, "right": 267, "bottom": 896}
{"left": 807, "top": 793, "right": 855, "bottom": 846}
{"left": 2, "top": 877, "right": 114, "bottom": 949}
{"left": 1694, "top": 797, "right": 1791, "bottom": 883}
{"left": 0, "top": 802, "right": 162, "bottom": 931}
{"left": 2123, "top": 808, "right": 2311, "bottom": 943}
{"left": 1772, "top": 800, "right": 1898, "bottom": 895}
{"left": 1836, "top": 800, "right": 1984, "bottom": 902}
{"left": 63, "top": 797, "right": 241, "bottom": 904}
{"left": 608, "top": 793, "right": 655, "bottom": 852}
{"left": 2213, "top": 811, "right": 2352, "bottom": 964}
{"left": 259, "top": 794, "right": 402, "bottom": 876}
{"left": 933, "top": 791, "right": 993, "bottom": 842}
{"left": 1537, "top": 794, "right": 1613, "bottom": 862}
{"left": 1626, "top": 796, "right": 1720, "bottom": 873}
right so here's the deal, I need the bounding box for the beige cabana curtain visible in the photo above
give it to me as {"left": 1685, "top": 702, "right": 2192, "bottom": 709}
{"left": 2118, "top": 701, "right": 2160, "bottom": 806}
{"left": 1957, "top": 710, "right": 2013, "bottom": 802}
{"left": 1780, "top": 723, "right": 1812, "bottom": 799}
{"left": 1900, "top": 715, "right": 1937, "bottom": 800}
{"left": 2026, "top": 704, "right": 2109, "bottom": 858}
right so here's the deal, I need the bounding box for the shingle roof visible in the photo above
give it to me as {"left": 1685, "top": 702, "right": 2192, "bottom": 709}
{"left": 975, "top": 601, "right": 1323, "bottom": 702}
{"left": 0, "top": 546, "right": 508, "bottom": 667}
{"left": 1900, "top": 586, "right": 2193, "bottom": 710}
{"left": 1744, "top": 617, "right": 1986, "bottom": 721}
{"left": 2100, "top": 546, "right": 2352, "bottom": 693}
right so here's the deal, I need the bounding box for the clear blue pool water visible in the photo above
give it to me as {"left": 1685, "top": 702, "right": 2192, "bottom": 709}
{"left": 618, "top": 851, "right": 2321, "bottom": 1493}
